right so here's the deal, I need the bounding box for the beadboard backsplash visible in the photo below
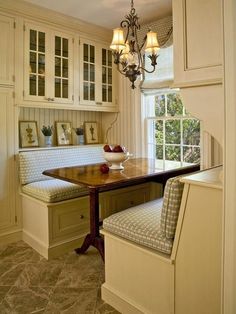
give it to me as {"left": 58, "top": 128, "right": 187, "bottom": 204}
{"left": 19, "top": 107, "right": 103, "bottom": 147}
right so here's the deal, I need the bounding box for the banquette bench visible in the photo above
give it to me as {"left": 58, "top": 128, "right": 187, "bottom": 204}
{"left": 101, "top": 166, "right": 223, "bottom": 314}
{"left": 18, "top": 145, "right": 162, "bottom": 259}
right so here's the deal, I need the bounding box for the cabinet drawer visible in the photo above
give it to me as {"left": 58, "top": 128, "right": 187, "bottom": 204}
{"left": 49, "top": 196, "right": 89, "bottom": 243}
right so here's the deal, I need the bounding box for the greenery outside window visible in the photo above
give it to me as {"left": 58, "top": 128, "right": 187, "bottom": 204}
{"left": 146, "top": 91, "right": 200, "bottom": 169}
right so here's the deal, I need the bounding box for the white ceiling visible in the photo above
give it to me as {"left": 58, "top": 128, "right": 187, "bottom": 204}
{"left": 23, "top": 0, "right": 172, "bottom": 29}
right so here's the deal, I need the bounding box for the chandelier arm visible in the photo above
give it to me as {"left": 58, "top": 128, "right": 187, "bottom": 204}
{"left": 116, "top": 63, "right": 127, "bottom": 76}
{"left": 140, "top": 65, "right": 156, "bottom": 74}
{"left": 133, "top": 26, "right": 143, "bottom": 69}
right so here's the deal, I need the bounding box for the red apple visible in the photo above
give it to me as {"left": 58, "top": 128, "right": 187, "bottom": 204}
{"left": 100, "top": 163, "right": 109, "bottom": 173}
{"left": 103, "top": 144, "right": 112, "bottom": 152}
{"left": 112, "top": 145, "right": 124, "bottom": 152}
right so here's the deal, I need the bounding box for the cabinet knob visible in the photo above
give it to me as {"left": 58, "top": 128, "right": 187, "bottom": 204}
{"left": 130, "top": 201, "right": 134, "bottom": 205}
{"left": 80, "top": 214, "right": 84, "bottom": 219}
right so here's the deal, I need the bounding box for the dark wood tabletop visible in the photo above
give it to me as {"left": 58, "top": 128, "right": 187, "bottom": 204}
{"left": 43, "top": 158, "right": 200, "bottom": 261}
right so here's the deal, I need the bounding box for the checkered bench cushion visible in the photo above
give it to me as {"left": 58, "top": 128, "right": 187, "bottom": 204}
{"left": 103, "top": 198, "right": 174, "bottom": 255}
{"left": 22, "top": 179, "right": 89, "bottom": 203}
{"left": 160, "top": 176, "right": 184, "bottom": 239}
{"left": 103, "top": 176, "right": 184, "bottom": 254}
{"left": 19, "top": 146, "right": 105, "bottom": 185}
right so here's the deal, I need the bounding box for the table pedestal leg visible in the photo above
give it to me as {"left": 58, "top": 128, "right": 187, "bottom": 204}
{"left": 75, "top": 188, "right": 104, "bottom": 261}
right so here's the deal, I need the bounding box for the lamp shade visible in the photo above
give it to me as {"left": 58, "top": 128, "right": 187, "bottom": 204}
{"left": 145, "top": 31, "right": 160, "bottom": 54}
{"left": 110, "top": 28, "right": 126, "bottom": 51}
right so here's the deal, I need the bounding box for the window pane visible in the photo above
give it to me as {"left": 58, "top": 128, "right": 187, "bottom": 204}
{"left": 108, "top": 50, "right": 112, "bottom": 66}
{"left": 165, "top": 120, "right": 181, "bottom": 144}
{"left": 38, "top": 32, "right": 45, "bottom": 52}
{"left": 55, "top": 57, "right": 61, "bottom": 77}
{"left": 102, "top": 85, "right": 107, "bottom": 102}
{"left": 55, "top": 78, "right": 61, "bottom": 97}
{"left": 155, "top": 95, "right": 165, "bottom": 116}
{"left": 55, "top": 36, "right": 61, "bottom": 56}
{"left": 84, "top": 44, "right": 88, "bottom": 62}
{"left": 38, "top": 76, "right": 45, "bottom": 96}
{"left": 90, "top": 45, "right": 95, "bottom": 63}
{"left": 90, "top": 83, "right": 95, "bottom": 100}
{"left": 83, "top": 82, "right": 88, "bottom": 100}
{"left": 183, "top": 119, "right": 200, "bottom": 145}
{"left": 102, "top": 67, "right": 106, "bottom": 83}
{"left": 108, "top": 86, "right": 112, "bottom": 102}
{"left": 165, "top": 145, "right": 181, "bottom": 161}
{"left": 183, "top": 146, "right": 200, "bottom": 163}
{"left": 62, "top": 79, "right": 68, "bottom": 98}
{"left": 155, "top": 120, "right": 163, "bottom": 144}
{"left": 167, "top": 93, "right": 183, "bottom": 116}
{"left": 156, "top": 145, "right": 163, "bottom": 160}
{"left": 62, "top": 59, "right": 68, "bottom": 78}
{"left": 62, "top": 38, "right": 68, "bottom": 57}
{"left": 30, "top": 30, "right": 37, "bottom": 51}
{"left": 102, "top": 49, "right": 106, "bottom": 66}
{"left": 108, "top": 68, "right": 112, "bottom": 84}
{"left": 84, "top": 63, "right": 88, "bottom": 81}
{"left": 29, "top": 74, "right": 36, "bottom": 95}
{"left": 90, "top": 64, "right": 95, "bottom": 82}
{"left": 30, "top": 52, "right": 36, "bottom": 73}
{"left": 38, "top": 54, "right": 45, "bottom": 75}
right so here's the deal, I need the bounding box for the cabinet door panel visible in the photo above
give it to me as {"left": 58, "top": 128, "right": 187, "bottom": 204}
{"left": 0, "top": 14, "right": 15, "bottom": 85}
{"left": 0, "top": 88, "right": 16, "bottom": 230}
{"left": 24, "top": 23, "right": 48, "bottom": 101}
{"left": 173, "top": 0, "right": 223, "bottom": 86}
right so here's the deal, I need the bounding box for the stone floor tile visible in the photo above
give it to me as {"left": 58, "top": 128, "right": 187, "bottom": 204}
{"left": 56, "top": 263, "right": 101, "bottom": 289}
{"left": 0, "top": 286, "right": 11, "bottom": 302}
{"left": 0, "top": 246, "right": 42, "bottom": 264}
{"left": 0, "top": 286, "right": 51, "bottom": 314}
{"left": 44, "top": 287, "right": 97, "bottom": 314}
{"left": 15, "top": 262, "right": 63, "bottom": 288}
{"left": 0, "top": 263, "right": 25, "bottom": 286}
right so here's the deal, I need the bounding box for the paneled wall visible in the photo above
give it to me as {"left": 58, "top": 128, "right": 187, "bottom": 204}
{"left": 19, "top": 108, "right": 103, "bottom": 147}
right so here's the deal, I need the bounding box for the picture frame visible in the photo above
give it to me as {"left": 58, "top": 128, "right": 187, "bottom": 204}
{"left": 19, "top": 121, "right": 39, "bottom": 148}
{"left": 84, "top": 122, "right": 99, "bottom": 144}
{"left": 56, "top": 122, "right": 72, "bottom": 146}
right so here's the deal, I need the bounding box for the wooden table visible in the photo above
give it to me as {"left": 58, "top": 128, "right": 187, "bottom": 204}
{"left": 43, "top": 158, "right": 199, "bottom": 261}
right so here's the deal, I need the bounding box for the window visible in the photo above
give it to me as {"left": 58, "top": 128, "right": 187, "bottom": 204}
{"left": 146, "top": 90, "right": 200, "bottom": 169}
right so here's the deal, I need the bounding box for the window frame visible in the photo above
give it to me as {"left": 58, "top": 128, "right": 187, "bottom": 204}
{"left": 144, "top": 89, "right": 201, "bottom": 168}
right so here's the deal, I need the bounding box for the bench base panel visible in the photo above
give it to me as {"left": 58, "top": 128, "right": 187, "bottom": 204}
{"left": 101, "top": 230, "right": 174, "bottom": 314}
{"left": 21, "top": 193, "right": 90, "bottom": 259}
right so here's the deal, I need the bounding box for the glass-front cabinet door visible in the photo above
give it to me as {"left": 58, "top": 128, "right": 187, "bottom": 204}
{"left": 24, "top": 23, "right": 74, "bottom": 104}
{"left": 80, "top": 38, "right": 117, "bottom": 109}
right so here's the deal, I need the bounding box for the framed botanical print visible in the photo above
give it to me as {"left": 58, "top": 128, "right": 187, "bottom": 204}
{"left": 19, "top": 121, "right": 39, "bottom": 148}
{"left": 84, "top": 122, "right": 99, "bottom": 144}
{"left": 56, "top": 122, "right": 72, "bottom": 145}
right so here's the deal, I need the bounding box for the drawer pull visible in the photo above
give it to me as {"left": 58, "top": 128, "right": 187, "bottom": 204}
{"left": 80, "top": 214, "right": 84, "bottom": 219}
{"left": 130, "top": 201, "right": 134, "bottom": 205}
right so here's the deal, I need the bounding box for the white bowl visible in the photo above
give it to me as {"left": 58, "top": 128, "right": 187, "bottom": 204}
{"left": 103, "top": 152, "right": 128, "bottom": 170}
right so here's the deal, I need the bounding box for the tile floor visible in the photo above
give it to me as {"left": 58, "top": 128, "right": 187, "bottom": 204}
{"left": 0, "top": 241, "right": 120, "bottom": 314}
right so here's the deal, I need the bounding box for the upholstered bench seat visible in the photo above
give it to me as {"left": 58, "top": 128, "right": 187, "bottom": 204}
{"left": 103, "top": 198, "right": 174, "bottom": 255}
{"left": 103, "top": 176, "right": 184, "bottom": 255}
{"left": 22, "top": 179, "right": 89, "bottom": 203}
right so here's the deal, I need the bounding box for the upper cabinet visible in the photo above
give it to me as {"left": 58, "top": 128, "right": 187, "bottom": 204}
{"left": 173, "top": 0, "right": 223, "bottom": 87}
{"left": 79, "top": 38, "right": 117, "bottom": 110}
{"left": 23, "top": 22, "right": 74, "bottom": 104}
{"left": 0, "top": 14, "right": 15, "bottom": 86}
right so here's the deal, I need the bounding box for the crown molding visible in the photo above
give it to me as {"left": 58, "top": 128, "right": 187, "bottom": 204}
{"left": 0, "top": 0, "right": 112, "bottom": 42}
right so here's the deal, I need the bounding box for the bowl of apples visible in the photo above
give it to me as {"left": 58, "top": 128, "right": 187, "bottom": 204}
{"left": 103, "top": 144, "right": 129, "bottom": 170}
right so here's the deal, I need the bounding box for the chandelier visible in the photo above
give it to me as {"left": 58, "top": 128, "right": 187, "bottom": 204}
{"left": 110, "top": 0, "right": 160, "bottom": 89}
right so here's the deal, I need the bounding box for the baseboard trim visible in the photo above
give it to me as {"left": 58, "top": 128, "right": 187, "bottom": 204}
{"left": 101, "top": 283, "right": 145, "bottom": 314}
{"left": 0, "top": 230, "right": 22, "bottom": 245}
{"left": 22, "top": 229, "right": 86, "bottom": 259}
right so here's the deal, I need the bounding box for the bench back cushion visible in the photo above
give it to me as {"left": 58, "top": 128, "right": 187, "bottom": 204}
{"left": 19, "top": 146, "right": 105, "bottom": 185}
{"left": 160, "top": 176, "right": 184, "bottom": 239}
